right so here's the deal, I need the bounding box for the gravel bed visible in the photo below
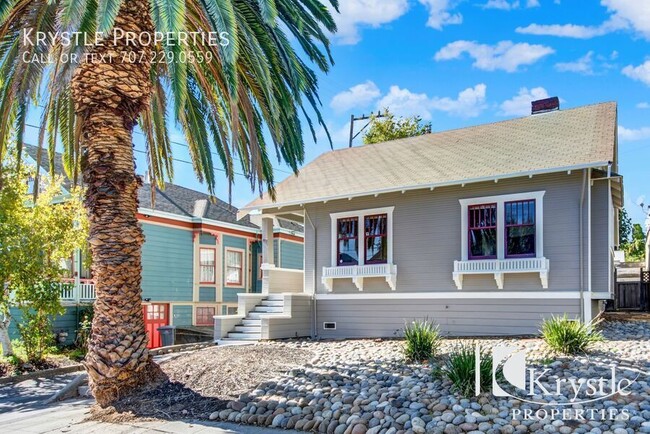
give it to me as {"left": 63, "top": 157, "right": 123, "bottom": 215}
{"left": 207, "top": 321, "right": 650, "bottom": 434}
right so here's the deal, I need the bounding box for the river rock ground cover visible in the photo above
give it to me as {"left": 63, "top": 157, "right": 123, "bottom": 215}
{"left": 105, "top": 321, "right": 650, "bottom": 433}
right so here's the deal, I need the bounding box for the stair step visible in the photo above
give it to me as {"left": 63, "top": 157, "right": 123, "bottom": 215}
{"left": 261, "top": 300, "right": 284, "bottom": 307}
{"left": 265, "top": 295, "right": 284, "bottom": 301}
{"left": 227, "top": 332, "right": 261, "bottom": 340}
{"left": 234, "top": 325, "right": 261, "bottom": 333}
{"left": 242, "top": 319, "right": 261, "bottom": 326}
{"left": 253, "top": 306, "right": 284, "bottom": 313}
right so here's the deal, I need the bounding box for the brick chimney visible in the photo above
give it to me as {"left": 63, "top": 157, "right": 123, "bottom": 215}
{"left": 531, "top": 97, "right": 560, "bottom": 115}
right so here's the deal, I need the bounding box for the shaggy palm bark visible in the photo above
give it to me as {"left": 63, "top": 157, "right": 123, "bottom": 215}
{"left": 71, "top": 0, "right": 162, "bottom": 406}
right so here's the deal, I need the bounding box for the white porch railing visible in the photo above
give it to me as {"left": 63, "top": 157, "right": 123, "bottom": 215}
{"left": 453, "top": 257, "right": 549, "bottom": 290}
{"left": 59, "top": 280, "right": 96, "bottom": 302}
{"left": 322, "top": 263, "right": 397, "bottom": 292}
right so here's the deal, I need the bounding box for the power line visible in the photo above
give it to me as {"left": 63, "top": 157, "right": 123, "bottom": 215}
{"left": 23, "top": 121, "right": 295, "bottom": 177}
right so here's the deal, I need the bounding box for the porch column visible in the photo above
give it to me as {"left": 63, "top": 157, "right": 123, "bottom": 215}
{"left": 261, "top": 217, "right": 275, "bottom": 294}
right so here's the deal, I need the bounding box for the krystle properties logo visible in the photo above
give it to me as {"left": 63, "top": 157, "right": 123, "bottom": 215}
{"left": 476, "top": 345, "right": 640, "bottom": 405}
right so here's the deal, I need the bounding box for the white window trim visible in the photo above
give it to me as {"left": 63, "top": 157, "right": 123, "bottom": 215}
{"left": 224, "top": 247, "right": 246, "bottom": 288}
{"left": 456, "top": 191, "right": 548, "bottom": 289}
{"left": 324, "top": 207, "right": 396, "bottom": 292}
{"left": 329, "top": 206, "right": 395, "bottom": 267}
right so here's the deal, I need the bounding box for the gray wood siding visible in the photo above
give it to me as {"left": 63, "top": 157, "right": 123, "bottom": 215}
{"left": 304, "top": 172, "right": 589, "bottom": 294}
{"left": 591, "top": 181, "right": 611, "bottom": 293}
{"left": 316, "top": 298, "right": 581, "bottom": 337}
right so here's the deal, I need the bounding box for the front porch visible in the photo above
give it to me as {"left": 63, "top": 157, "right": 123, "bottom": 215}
{"left": 213, "top": 215, "right": 311, "bottom": 341}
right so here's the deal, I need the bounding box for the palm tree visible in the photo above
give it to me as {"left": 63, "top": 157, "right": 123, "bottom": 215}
{"left": 0, "top": 0, "right": 337, "bottom": 406}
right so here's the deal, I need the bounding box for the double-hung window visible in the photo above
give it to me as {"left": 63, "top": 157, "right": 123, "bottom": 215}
{"left": 199, "top": 248, "right": 216, "bottom": 283}
{"left": 364, "top": 214, "right": 388, "bottom": 264}
{"left": 225, "top": 249, "right": 243, "bottom": 286}
{"left": 456, "top": 191, "right": 547, "bottom": 289}
{"left": 337, "top": 217, "right": 359, "bottom": 266}
{"left": 468, "top": 204, "right": 497, "bottom": 259}
{"left": 505, "top": 200, "right": 536, "bottom": 257}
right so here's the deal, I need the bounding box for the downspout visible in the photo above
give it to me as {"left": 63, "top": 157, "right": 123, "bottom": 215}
{"left": 305, "top": 209, "right": 317, "bottom": 339}
{"left": 587, "top": 168, "right": 593, "bottom": 321}
{"left": 579, "top": 170, "right": 587, "bottom": 321}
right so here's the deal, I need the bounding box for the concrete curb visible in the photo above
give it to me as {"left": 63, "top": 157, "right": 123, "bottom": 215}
{"left": 0, "top": 341, "right": 213, "bottom": 386}
{"left": 0, "top": 364, "right": 84, "bottom": 386}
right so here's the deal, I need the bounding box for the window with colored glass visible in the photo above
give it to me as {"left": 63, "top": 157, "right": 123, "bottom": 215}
{"left": 337, "top": 217, "right": 359, "bottom": 266}
{"left": 364, "top": 214, "right": 388, "bottom": 264}
{"left": 505, "top": 200, "right": 536, "bottom": 257}
{"left": 468, "top": 203, "right": 497, "bottom": 259}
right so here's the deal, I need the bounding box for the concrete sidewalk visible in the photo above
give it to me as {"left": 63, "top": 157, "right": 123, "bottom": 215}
{"left": 0, "top": 397, "right": 298, "bottom": 433}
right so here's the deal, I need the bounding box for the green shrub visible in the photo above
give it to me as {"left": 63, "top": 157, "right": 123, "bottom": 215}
{"left": 443, "top": 344, "right": 492, "bottom": 397}
{"left": 403, "top": 318, "right": 440, "bottom": 362}
{"left": 540, "top": 315, "right": 602, "bottom": 355}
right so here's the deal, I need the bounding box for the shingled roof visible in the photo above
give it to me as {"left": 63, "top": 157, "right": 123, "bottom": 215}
{"left": 138, "top": 182, "right": 260, "bottom": 229}
{"left": 242, "top": 102, "right": 618, "bottom": 212}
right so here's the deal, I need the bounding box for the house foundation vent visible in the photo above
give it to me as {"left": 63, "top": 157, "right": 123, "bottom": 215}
{"left": 323, "top": 322, "right": 337, "bottom": 330}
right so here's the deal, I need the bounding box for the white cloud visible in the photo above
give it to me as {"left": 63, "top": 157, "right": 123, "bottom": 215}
{"left": 434, "top": 40, "right": 554, "bottom": 72}
{"left": 330, "top": 81, "right": 381, "bottom": 113}
{"left": 636, "top": 102, "right": 650, "bottom": 109}
{"left": 516, "top": 0, "right": 650, "bottom": 40}
{"left": 618, "top": 125, "right": 650, "bottom": 141}
{"left": 418, "top": 0, "right": 463, "bottom": 30}
{"left": 622, "top": 60, "right": 650, "bottom": 86}
{"left": 481, "top": 0, "right": 538, "bottom": 9}
{"left": 482, "top": 0, "right": 520, "bottom": 10}
{"left": 376, "top": 84, "right": 487, "bottom": 119}
{"left": 499, "top": 87, "right": 550, "bottom": 116}
{"left": 331, "top": 0, "right": 409, "bottom": 45}
{"left": 515, "top": 22, "right": 617, "bottom": 39}
{"left": 555, "top": 51, "right": 595, "bottom": 75}
{"left": 602, "top": 0, "right": 650, "bottom": 39}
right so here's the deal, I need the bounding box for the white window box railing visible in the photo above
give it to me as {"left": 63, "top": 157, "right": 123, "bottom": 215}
{"left": 453, "top": 257, "right": 549, "bottom": 290}
{"left": 322, "top": 263, "right": 397, "bottom": 292}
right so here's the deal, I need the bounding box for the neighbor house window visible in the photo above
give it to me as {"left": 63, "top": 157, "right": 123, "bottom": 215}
{"left": 364, "top": 214, "right": 388, "bottom": 264}
{"left": 196, "top": 307, "right": 215, "bottom": 326}
{"left": 225, "top": 249, "right": 243, "bottom": 286}
{"left": 468, "top": 203, "right": 497, "bottom": 259}
{"left": 199, "top": 248, "right": 216, "bottom": 283}
{"left": 505, "top": 199, "right": 536, "bottom": 257}
{"left": 337, "top": 217, "right": 359, "bottom": 266}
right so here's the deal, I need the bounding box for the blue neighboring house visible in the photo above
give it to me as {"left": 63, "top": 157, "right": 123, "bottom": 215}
{"left": 10, "top": 146, "right": 304, "bottom": 348}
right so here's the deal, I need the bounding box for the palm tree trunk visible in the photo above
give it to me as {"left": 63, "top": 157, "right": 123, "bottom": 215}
{"left": 71, "top": 0, "right": 162, "bottom": 406}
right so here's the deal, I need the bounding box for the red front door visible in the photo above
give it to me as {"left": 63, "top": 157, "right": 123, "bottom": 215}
{"left": 143, "top": 303, "right": 169, "bottom": 349}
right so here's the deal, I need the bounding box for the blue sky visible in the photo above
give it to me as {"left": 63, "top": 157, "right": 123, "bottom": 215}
{"left": 22, "top": 0, "right": 650, "bottom": 225}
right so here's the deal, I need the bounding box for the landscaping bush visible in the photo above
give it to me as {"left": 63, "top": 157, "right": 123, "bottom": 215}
{"left": 540, "top": 315, "right": 602, "bottom": 355}
{"left": 403, "top": 318, "right": 440, "bottom": 362}
{"left": 443, "top": 344, "right": 492, "bottom": 397}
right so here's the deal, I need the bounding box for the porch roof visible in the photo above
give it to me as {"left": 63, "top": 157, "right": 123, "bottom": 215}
{"left": 240, "top": 102, "right": 617, "bottom": 216}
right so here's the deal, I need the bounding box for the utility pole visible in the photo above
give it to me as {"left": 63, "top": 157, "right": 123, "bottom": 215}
{"left": 349, "top": 111, "right": 386, "bottom": 147}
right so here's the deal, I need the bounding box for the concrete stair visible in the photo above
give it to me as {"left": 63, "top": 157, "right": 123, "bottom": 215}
{"left": 225, "top": 295, "right": 285, "bottom": 340}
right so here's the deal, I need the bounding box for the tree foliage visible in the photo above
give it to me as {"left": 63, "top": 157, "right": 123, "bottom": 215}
{"left": 0, "top": 152, "right": 88, "bottom": 361}
{"left": 619, "top": 208, "right": 646, "bottom": 262}
{"left": 363, "top": 109, "right": 431, "bottom": 145}
{"left": 0, "top": 0, "right": 339, "bottom": 198}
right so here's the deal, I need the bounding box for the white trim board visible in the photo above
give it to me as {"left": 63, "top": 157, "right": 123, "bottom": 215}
{"left": 240, "top": 162, "right": 610, "bottom": 214}
{"left": 314, "top": 291, "right": 582, "bottom": 300}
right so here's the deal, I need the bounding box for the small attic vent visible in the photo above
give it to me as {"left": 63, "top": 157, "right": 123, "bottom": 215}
{"left": 531, "top": 97, "right": 560, "bottom": 115}
{"left": 323, "top": 322, "right": 336, "bottom": 330}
